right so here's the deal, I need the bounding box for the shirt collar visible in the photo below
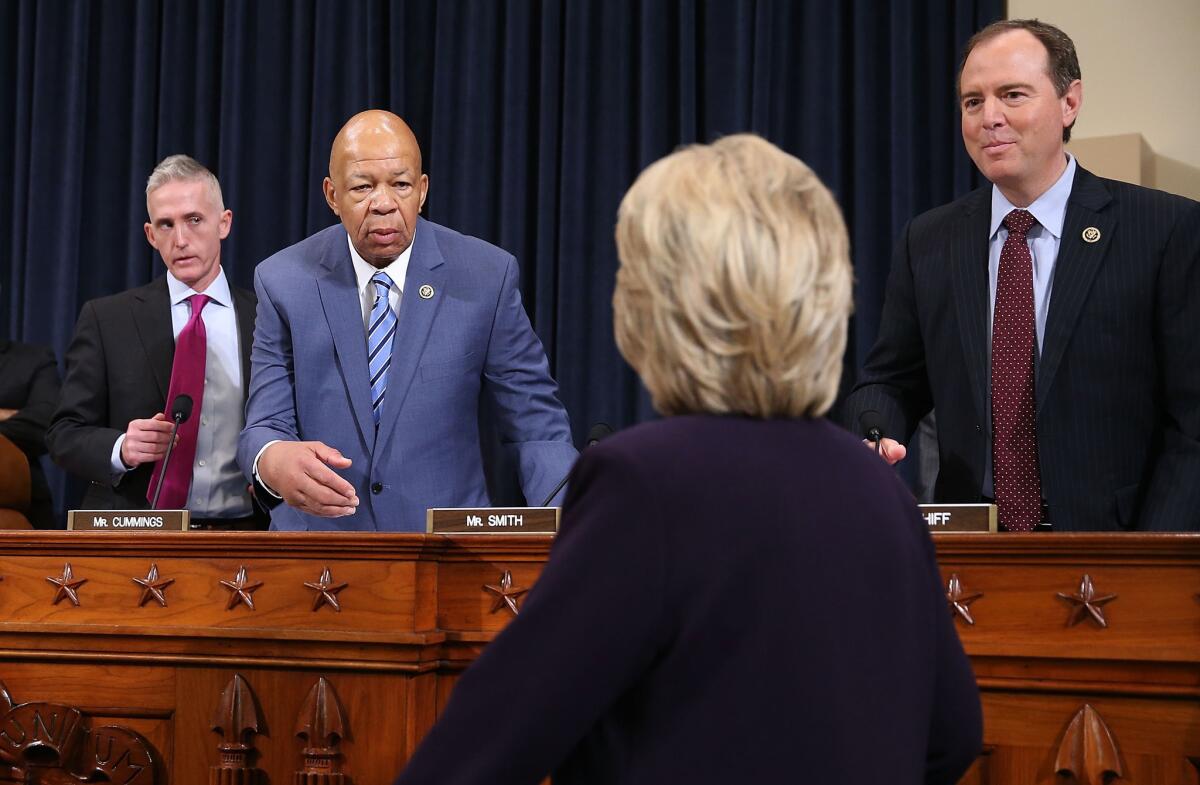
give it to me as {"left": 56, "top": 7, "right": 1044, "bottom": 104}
{"left": 166, "top": 266, "right": 232, "bottom": 308}
{"left": 349, "top": 229, "right": 415, "bottom": 294}
{"left": 989, "top": 153, "right": 1077, "bottom": 240}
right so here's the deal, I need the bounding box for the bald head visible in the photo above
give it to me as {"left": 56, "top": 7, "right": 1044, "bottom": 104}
{"left": 324, "top": 110, "right": 429, "bottom": 267}
{"left": 328, "top": 110, "right": 423, "bottom": 179}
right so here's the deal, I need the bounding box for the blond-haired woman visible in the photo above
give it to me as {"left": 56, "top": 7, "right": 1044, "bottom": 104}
{"left": 395, "top": 135, "right": 981, "bottom": 785}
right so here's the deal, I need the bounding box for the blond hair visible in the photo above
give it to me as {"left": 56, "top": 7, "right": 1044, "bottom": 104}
{"left": 613, "top": 134, "right": 852, "bottom": 418}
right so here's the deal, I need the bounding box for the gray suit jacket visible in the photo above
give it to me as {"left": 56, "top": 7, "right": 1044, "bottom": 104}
{"left": 238, "top": 218, "right": 577, "bottom": 532}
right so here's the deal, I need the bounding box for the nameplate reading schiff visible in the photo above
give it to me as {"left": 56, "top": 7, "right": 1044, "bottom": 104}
{"left": 919, "top": 504, "right": 997, "bottom": 533}
{"left": 427, "top": 507, "right": 560, "bottom": 534}
{"left": 67, "top": 510, "right": 190, "bottom": 532}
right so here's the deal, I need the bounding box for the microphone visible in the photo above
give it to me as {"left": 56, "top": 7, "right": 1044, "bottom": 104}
{"left": 859, "top": 409, "right": 885, "bottom": 456}
{"left": 539, "top": 422, "right": 614, "bottom": 507}
{"left": 149, "top": 393, "right": 195, "bottom": 509}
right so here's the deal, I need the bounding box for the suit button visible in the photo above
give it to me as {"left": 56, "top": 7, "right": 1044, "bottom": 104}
{"left": 371, "top": 482, "right": 383, "bottom": 495}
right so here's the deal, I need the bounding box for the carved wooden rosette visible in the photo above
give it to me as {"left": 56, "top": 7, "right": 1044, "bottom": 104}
{"left": 1053, "top": 704, "right": 1123, "bottom": 785}
{"left": 293, "top": 677, "right": 348, "bottom": 784}
{"left": 0, "top": 681, "right": 157, "bottom": 783}
{"left": 210, "top": 674, "right": 265, "bottom": 784}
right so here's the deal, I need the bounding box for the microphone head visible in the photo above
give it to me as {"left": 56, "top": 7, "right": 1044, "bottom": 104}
{"left": 859, "top": 409, "right": 884, "bottom": 440}
{"left": 586, "top": 422, "right": 614, "bottom": 446}
{"left": 171, "top": 393, "right": 194, "bottom": 424}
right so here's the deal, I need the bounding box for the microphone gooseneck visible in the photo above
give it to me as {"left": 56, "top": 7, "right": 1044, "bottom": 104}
{"left": 539, "top": 422, "right": 615, "bottom": 507}
{"left": 150, "top": 393, "right": 196, "bottom": 509}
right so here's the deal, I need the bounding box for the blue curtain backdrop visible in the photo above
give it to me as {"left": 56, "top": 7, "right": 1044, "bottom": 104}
{"left": 0, "top": 0, "right": 1000, "bottom": 513}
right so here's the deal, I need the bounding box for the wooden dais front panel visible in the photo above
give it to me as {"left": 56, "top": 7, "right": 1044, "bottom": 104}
{"left": 1, "top": 531, "right": 1196, "bottom": 783}
{"left": 0, "top": 532, "right": 552, "bottom": 784}
{"left": 936, "top": 533, "right": 1200, "bottom": 785}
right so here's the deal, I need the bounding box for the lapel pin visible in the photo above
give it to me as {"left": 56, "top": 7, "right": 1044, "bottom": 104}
{"left": 418, "top": 284, "right": 435, "bottom": 300}
{"left": 1082, "top": 226, "right": 1101, "bottom": 243}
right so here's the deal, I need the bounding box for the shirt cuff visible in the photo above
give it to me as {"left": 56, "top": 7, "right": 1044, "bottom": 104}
{"left": 109, "top": 434, "right": 131, "bottom": 483}
{"left": 253, "top": 440, "right": 284, "bottom": 499}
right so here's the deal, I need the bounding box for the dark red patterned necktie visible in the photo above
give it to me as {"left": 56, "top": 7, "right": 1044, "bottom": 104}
{"left": 991, "top": 209, "right": 1042, "bottom": 531}
{"left": 147, "top": 293, "right": 209, "bottom": 508}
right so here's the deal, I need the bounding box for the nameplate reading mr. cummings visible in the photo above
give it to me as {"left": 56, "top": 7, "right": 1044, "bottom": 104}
{"left": 67, "top": 510, "right": 190, "bottom": 532}
{"left": 426, "top": 507, "right": 559, "bottom": 534}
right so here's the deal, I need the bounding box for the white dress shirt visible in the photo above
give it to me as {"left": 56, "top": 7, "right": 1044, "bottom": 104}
{"left": 111, "top": 267, "right": 252, "bottom": 517}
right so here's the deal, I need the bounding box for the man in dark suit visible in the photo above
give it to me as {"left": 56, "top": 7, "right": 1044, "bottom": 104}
{"left": 844, "top": 19, "right": 1200, "bottom": 531}
{"left": 0, "top": 339, "right": 61, "bottom": 528}
{"left": 48, "top": 156, "right": 265, "bottom": 528}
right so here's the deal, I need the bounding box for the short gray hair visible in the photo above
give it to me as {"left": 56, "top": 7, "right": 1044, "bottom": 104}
{"left": 614, "top": 134, "right": 853, "bottom": 419}
{"left": 145, "top": 154, "right": 225, "bottom": 210}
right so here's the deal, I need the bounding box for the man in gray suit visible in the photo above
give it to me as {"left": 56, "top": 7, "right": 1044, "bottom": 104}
{"left": 844, "top": 19, "right": 1200, "bottom": 531}
{"left": 239, "top": 110, "right": 577, "bottom": 531}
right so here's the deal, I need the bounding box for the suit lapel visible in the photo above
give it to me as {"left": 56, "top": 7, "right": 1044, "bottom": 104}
{"left": 315, "top": 231, "right": 377, "bottom": 448}
{"left": 950, "top": 187, "right": 992, "bottom": 426}
{"left": 1036, "top": 168, "right": 1114, "bottom": 413}
{"left": 131, "top": 277, "right": 174, "bottom": 402}
{"left": 375, "top": 219, "right": 447, "bottom": 455}
{"left": 232, "top": 285, "right": 256, "bottom": 402}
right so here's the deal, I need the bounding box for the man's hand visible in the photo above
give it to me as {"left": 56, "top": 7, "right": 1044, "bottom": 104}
{"left": 863, "top": 437, "right": 907, "bottom": 466}
{"left": 121, "top": 413, "right": 176, "bottom": 468}
{"left": 0, "top": 408, "right": 17, "bottom": 421}
{"left": 258, "top": 441, "right": 358, "bottom": 517}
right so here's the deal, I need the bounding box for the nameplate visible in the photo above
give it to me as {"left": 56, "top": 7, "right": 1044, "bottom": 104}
{"left": 919, "top": 504, "right": 997, "bottom": 533}
{"left": 67, "top": 510, "right": 190, "bottom": 532}
{"left": 426, "top": 507, "right": 559, "bottom": 534}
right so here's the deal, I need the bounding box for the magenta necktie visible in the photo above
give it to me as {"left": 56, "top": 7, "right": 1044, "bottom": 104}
{"left": 991, "top": 209, "right": 1042, "bottom": 531}
{"left": 148, "top": 293, "right": 209, "bottom": 508}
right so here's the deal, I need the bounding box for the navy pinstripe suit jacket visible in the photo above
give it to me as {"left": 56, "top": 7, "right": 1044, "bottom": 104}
{"left": 845, "top": 166, "right": 1200, "bottom": 531}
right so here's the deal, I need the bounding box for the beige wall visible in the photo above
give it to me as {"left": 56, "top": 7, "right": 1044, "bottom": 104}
{"left": 1008, "top": 0, "right": 1200, "bottom": 199}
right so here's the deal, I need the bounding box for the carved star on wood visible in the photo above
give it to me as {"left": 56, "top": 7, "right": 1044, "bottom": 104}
{"left": 132, "top": 563, "right": 175, "bottom": 607}
{"left": 220, "top": 566, "right": 263, "bottom": 611}
{"left": 945, "top": 573, "right": 984, "bottom": 625}
{"left": 483, "top": 570, "right": 528, "bottom": 616}
{"left": 1057, "top": 574, "right": 1117, "bottom": 628}
{"left": 304, "top": 566, "right": 348, "bottom": 612}
{"left": 47, "top": 563, "right": 88, "bottom": 606}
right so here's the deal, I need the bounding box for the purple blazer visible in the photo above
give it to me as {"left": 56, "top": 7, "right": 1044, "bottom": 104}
{"left": 395, "top": 414, "right": 982, "bottom": 784}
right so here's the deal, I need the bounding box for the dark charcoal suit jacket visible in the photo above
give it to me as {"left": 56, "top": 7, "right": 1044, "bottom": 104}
{"left": 394, "top": 415, "right": 982, "bottom": 785}
{"left": 845, "top": 167, "right": 1200, "bottom": 531}
{"left": 47, "top": 276, "right": 257, "bottom": 511}
{"left": 0, "top": 340, "right": 61, "bottom": 528}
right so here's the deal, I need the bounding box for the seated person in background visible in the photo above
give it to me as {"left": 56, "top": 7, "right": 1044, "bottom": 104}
{"left": 239, "top": 110, "right": 577, "bottom": 531}
{"left": 0, "top": 338, "right": 61, "bottom": 528}
{"left": 48, "top": 155, "right": 266, "bottom": 529}
{"left": 392, "top": 134, "right": 982, "bottom": 785}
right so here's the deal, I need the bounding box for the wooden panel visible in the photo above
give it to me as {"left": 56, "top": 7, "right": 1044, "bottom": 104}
{"left": 0, "top": 531, "right": 1196, "bottom": 784}
{"left": 936, "top": 534, "right": 1200, "bottom": 785}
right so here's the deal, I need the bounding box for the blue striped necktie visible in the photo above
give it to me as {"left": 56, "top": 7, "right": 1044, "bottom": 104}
{"left": 367, "top": 271, "right": 397, "bottom": 425}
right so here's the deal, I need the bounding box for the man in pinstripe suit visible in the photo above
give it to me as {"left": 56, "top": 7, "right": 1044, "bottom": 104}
{"left": 844, "top": 19, "right": 1200, "bottom": 531}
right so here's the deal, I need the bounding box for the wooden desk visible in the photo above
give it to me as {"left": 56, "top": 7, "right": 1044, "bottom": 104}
{"left": 0, "top": 532, "right": 1195, "bottom": 784}
{"left": 0, "top": 532, "right": 552, "bottom": 784}
{"left": 938, "top": 533, "right": 1200, "bottom": 785}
